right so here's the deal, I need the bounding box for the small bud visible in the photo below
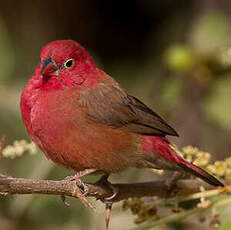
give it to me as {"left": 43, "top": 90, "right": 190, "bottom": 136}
{"left": 197, "top": 199, "right": 211, "bottom": 208}
{"left": 182, "top": 146, "right": 199, "bottom": 155}
{"left": 214, "top": 161, "right": 227, "bottom": 177}
{"left": 225, "top": 157, "right": 231, "bottom": 167}
{"left": 225, "top": 169, "right": 231, "bottom": 180}
{"left": 194, "top": 152, "right": 211, "bottom": 167}
{"left": 2, "top": 140, "right": 38, "bottom": 159}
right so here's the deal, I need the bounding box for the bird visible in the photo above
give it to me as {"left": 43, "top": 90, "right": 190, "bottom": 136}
{"left": 20, "top": 39, "right": 223, "bottom": 190}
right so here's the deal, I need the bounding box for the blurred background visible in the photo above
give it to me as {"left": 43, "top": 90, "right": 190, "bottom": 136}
{"left": 0, "top": 0, "right": 231, "bottom": 229}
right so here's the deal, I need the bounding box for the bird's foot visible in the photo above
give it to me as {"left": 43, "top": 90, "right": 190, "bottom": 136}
{"left": 61, "top": 169, "right": 96, "bottom": 207}
{"left": 96, "top": 174, "right": 118, "bottom": 202}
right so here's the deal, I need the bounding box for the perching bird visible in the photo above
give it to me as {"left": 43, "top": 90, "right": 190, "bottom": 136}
{"left": 20, "top": 40, "right": 223, "bottom": 189}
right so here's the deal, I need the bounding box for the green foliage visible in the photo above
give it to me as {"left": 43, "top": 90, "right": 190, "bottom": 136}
{"left": 190, "top": 12, "right": 231, "bottom": 57}
{"left": 204, "top": 75, "right": 231, "bottom": 129}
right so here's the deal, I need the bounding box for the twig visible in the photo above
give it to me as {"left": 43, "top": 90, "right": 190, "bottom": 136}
{"left": 0, "top": 174, "right": 222, "bottom": 203}
{"left": 166, "top": 188, "right": 222, "bottom": 204}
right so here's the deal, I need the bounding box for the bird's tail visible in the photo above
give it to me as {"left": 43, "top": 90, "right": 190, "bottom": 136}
{"left": 146, "top": 136, "right": 224, "bottom": 187}
{"left": 177, "top": 160, "right": 223, "bottom": 187}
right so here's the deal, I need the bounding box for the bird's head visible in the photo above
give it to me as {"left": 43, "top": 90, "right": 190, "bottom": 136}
{"left": 38, "top": 40, "right": 101, "bottom": 90}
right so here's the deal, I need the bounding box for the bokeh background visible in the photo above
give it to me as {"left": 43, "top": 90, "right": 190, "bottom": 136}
{"left": 1, "top": 0, "right": 231, "bottom": 229}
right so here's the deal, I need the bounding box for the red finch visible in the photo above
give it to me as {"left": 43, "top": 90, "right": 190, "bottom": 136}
{"left": 20, "top": 40, "right": 223, "bottom": 188}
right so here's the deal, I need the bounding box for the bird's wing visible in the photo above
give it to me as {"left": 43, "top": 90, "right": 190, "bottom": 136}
{"left": 81, "top": 77, "right": 178, "bottom": 137}
{"left": 122, "top": 95, "right": 178, "bottom": 136}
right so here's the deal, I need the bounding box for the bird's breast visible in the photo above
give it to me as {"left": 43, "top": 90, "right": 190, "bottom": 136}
{"left": 30, "top": 89, "right": 141, "bottom": 172}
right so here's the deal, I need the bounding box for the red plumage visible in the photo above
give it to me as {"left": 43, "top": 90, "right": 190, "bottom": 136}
{"left": 20, "top": 40, "right": 223, "bottom": 187}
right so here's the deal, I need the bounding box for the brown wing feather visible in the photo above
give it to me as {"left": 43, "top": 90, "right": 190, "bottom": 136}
{"left": 125, "top": 95, "right": 178, "bottom": 136}
{"left": 81, "top": 75, "right": 178, "bottom": 137}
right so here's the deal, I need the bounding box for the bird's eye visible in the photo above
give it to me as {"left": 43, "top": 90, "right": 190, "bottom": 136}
{"left": 64, "top": 58, "right": 74, "bottom": 69}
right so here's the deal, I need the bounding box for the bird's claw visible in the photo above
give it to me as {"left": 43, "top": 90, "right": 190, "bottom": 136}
{"left": 102, "top": 185, "right": 118, "bottom": 202}
{"left": 60, "top": 169, "right": 96, "bottom": 207}
{"left": 96, "top": 174, "right": 118, "bottom": 202}
{"left": 62, "top": 175, "right": 89, "bottom": 195}
{"left": 60, "top": 195, "right": 70, "bottom": 207}
{"left": 62, "top": 168, "right": 96, "bottom": 182}
{"left": 76, "top": 178, "right": 89, "bottom": 196}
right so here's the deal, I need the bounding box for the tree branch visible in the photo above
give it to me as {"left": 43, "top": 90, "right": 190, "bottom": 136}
{"left": 0, "top": 173, "right": 219, "bottom": 207}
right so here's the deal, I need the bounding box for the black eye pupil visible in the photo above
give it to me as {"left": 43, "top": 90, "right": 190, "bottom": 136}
{"left": 66, "top": 60, "right": 73, "bottom": 67}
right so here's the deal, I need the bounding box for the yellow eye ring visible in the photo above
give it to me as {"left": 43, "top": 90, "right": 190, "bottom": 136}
{"left": 64, "top": 58, "right": 75, "bottom": 69}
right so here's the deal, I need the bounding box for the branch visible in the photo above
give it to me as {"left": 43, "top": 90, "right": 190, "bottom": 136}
{"left": 0, "top": 173, "right": 221, "bottom": 206}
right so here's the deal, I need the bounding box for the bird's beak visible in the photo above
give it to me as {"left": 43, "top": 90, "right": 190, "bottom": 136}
{"left": 40, "top": 57, "right": 58, "bottom": 76}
